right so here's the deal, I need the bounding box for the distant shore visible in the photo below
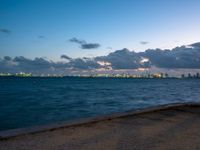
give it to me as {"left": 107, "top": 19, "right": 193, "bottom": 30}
{"left": 1, "top": 75, "right": 200, "bottom": 79}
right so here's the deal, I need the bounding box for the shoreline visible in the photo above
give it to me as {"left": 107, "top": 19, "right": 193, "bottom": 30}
{"left": 1, "top": 76, "right": 200, "bottom": 79}
{"left": 0, "top": 102, "right": 199, "bottom": 140}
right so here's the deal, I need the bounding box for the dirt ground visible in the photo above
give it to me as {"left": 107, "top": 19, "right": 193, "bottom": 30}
{"left": 0, "top": 104, "right": 200, "bottom": 150}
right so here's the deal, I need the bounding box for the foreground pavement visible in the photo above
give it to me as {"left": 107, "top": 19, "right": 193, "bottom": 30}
{"left": 0, "top": 104, "right": 200, "bottom": 150}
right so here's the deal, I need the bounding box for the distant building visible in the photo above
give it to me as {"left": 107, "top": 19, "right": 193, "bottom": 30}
{"left": 188, "top": 73, "right": 192, "bottom": 78}
{"left": 165, "top": 73, "right": 169, "bottom": 78}
{"left": 196, "top": 73, "right": 200, "bottom": 78}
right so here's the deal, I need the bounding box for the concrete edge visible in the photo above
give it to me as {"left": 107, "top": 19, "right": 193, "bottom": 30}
{"left": 0, "top": 102, "right": 200, "bottom": 140}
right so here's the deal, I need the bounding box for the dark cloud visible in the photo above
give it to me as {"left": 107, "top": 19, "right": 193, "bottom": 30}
{"left": 4, "top": 56, "right": 12, "bottom": 61}
{"left": 68, "top": 58, "right": 100, "bottom": 69}
{"left": 1, "top": 42, "right": 200, "bottom": 75}
{"left": 81, "top": 43, "right": 100, "bottom": 49}
{"left": 69, "top": 37, "right": 85, "bottom": 44}
{"left": 38, "top": 35, "right": 45, "bottom": 39}
{"left": 60, "top": 55, "right": 72, "bottom": 60}
{"left": 0, "top": 28, "right": 11, "bottom": 34}
{"left": 0, "top": 56, "right": 100, "bottom": 75}
{"left": 141, "top": 44, "right": 200, "bottom": 68}
{"left": 96, "top": 42, "right": 200, "bottom": 69}
{"left": 0, "top": 56, "right": 69, "bottom": 75}
{"left": 69, "top": 37, "right": 101, "bottom": 49}
{"left": 96, "top": 48, "right": 145, "bottom": 69}
{"left": 190, "top": 42, "right": 200, "bottom": 48}
{"left": 140, "top": 41, "right": 149, "bottom": 45}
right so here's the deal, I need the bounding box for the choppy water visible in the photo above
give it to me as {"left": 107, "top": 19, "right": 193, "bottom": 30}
{"left": 0, "top": 77, "right": 200, "bottom": 131}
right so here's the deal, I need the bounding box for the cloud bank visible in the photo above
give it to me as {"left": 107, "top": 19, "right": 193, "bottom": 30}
{"left": 1, "top": 42, "right": 200, "bottom": 75}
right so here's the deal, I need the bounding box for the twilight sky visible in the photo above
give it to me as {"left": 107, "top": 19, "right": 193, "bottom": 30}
{"left": 1, "top": 0, "right": 200, "bottom": 60}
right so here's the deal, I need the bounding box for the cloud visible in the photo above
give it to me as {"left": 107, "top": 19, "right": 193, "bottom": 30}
{"left": 141, "top": 43, "right": 200, "bottom": 68}
{"left": 0, "top": 28, "right": 11, "bottom": 34}
{"left": 1, "top": 42, "right": 200, "bottom": 75}
{"left": 96, "top": 42, "right": 200, "bottom": 69}
{"left": 69, "top": 37, "right": 101, "bottom": 49}
{"left": 140, "top": 41, "right": 149, "bottom": 45}
{"left": 4, "top": 56, "right": 12, "bottom": 61}
{"left": 0, "top": 56, "right": 69, "bottom": 75}
{"left": 190, "top": 42, "right": 200, "bottom": 48}
{"left": 68, "top": 58, "right": 100, "bottom": 69}
{"left": 0, "top": 56, "right": 100, "bottom": 74}
{"left": 38, "top": 35, "right": 45, "bottom": 39}
{"left": 95, "top": 48, "right": 145, "bottom": 69}
{"left": 60, "top": 55, "right": 72, "bottom": 60}
{"left": 81, "top": 43, "right": 100, "bottom": 49}
{"left": 69, "top": 37, "right": 85, "bottom": 44}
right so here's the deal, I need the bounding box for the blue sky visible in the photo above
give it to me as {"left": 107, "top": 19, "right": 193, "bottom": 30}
{"left": 0, "top": 0, "right": 200, "bottom": 60}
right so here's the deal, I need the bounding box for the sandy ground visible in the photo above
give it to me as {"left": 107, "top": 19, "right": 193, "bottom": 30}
{"left": 0, "top": 104, "right": 200, "bottom": 150}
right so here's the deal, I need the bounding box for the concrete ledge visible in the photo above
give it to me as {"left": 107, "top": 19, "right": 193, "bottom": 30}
{"left": 0, "top": 102, "right": 200, "bottom": 140}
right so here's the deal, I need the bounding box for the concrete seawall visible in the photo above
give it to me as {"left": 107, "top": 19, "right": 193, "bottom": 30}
{"left": 0, "top": 103, "right": 200, "bottom": 150}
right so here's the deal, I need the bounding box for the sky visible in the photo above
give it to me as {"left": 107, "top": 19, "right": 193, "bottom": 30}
{"left": 1, "top": 0, "right": 200, "bottom": 60}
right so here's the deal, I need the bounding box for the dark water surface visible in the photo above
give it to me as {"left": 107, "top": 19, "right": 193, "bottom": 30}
{"left": 0, "top": 77, "right": 200, "bottom": 131}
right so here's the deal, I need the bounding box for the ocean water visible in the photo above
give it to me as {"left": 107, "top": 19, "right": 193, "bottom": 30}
{"left": 0, "top": 77, "right": 200, "bottom": 131}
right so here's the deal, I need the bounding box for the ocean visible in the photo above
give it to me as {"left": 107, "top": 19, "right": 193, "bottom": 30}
{"left": 0, "top": 77, "right": 199, "bottom": 131}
